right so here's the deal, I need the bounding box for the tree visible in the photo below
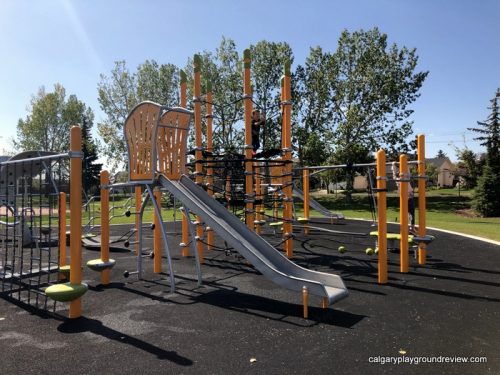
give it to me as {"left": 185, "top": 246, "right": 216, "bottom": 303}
{"left": 469, "top": 89, "right": 500, "bottom": 216}
{"left": 327, "top": 28, "right": 428, "bottom": 199}
{"left": 250, "top": 40, "right": 294, "bottom": 151}
{"left": 81, "top": 111, "right": 102, "bottom": 196}
{"left": 15, "top": 84, "right": 96, "bottom": 154}
{"left": 184, "top": 37, "right": 244, "bottom": 153}
{"left": 97, "top": 60, "right": 180, "bottom": 169}
{"left": 454, "top": 148, "right": 482, "bottom": 188}
{"left": 294, "top": 47, "right": 333, "bottom": 165}
{"left": 436, "top": 149, "right": 447, "bottom": 158}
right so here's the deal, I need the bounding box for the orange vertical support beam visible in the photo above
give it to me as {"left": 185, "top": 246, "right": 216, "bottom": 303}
{"left": 206, "top": 84, "right": 214, "bottom": 250}
{"left": 179, "top": 69, "right": 189, "bottom": 257}
{"left": 69, "top": 126, "right": 83, "bottom": 318}
{"left": 282, "top": 62, "right": 293, "bottom": 258}
{"left": 134, "top": 186, "right": 141, "bottom": 255}
{"left": 100, "top": 171, "right": 111, "bottom": 285}
{"left": 376, "top": 150, "right": 388, "bottom": 284}
{"left": 417, "top": 134, "right": 427, "bottom": 265}
{"left": 302, "top": 286, "right": 309, "bottom": 319}
{"left": 193, "top": 54, "right": 204, "bottom": 263}
{"left": 58, "top": 192, "right": 67, "bottom": 269}
{"left": 399, "top": 154, "right": 409, "bottom": 273}
{"left": 303, "top": 169, "right": 310, "bottom": 235}
{"left": 153, "top": 188, "right": 162, "bottom": 273}
{"left": 243, "top": 49, "right": 254, "bottom": 230}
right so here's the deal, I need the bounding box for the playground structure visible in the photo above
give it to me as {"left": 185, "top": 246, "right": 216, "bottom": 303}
{"left": 0, "top": 49, "right": 435, "bottom": 321}
{"left": 0, "top": 128, "right": 86, "bottom": 318}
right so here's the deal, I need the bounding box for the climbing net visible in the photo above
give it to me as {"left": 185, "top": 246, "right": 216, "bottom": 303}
{"left": 0, "top": 152, "right": 68, "bottom": 311}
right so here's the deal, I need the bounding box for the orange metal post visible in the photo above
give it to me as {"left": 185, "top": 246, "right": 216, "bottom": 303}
{"left": 134, "top": 186, "right": 141, "bottom": 255}
{"left": 282, "top": 62, "right": 293, "bottom": 258}
{"left": 69, "top": 126, "right": 83, "bottom": 318}
{"left": 303, "top": 286, "right": 309, "bottom": 319}
{"left": 100, "top": 171, "right": 111, "bottom": 285}
{"left": 180, "top": 69, "right": 189, "bottom": 257}
{"left": 303, "top": 169, "right": 310, "bottom": 235}
{"left": 206, "top": 84, "right": 214, "bottom": 249}
{"left": 153, "top": 187, "right": 162, "bottom": 273}
{"left": 376, "top": 150, "right": 388, "bottom": 284}
{"left": 243, "top": 49, "right": 254, "bottom": 230}
{"left": 193, "top": 54, "right": 204, "bottom": 263}
{"left": 417, "top": 134, "right": 427, "bottom": 265}
{"left": 399, "top": 154, "right": 409, "bottom": 273}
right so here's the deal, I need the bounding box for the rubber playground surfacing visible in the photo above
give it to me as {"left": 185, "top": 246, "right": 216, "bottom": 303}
{"left": 0, "top": 219, "right": 498, "bottom": 375}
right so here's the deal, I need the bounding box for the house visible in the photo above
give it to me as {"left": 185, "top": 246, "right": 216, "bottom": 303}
{"left": 426, "top": 157, "right": 455, "bottom": 187}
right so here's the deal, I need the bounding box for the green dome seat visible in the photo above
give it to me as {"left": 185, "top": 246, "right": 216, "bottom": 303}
{"left": 45, "top": 282, "right": 88, "bottom": 302}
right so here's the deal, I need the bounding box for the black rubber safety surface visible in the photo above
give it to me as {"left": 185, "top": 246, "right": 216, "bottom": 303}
{"left": 1, "top": 219, "right": 498, "bottom": 374}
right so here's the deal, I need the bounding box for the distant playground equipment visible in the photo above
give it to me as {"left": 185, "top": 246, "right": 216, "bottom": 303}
{"left": 0, "top": 129, "right": 87, "bottom": 318}
{"left": 297, "top": 142, "right": 434, "bottom": 281}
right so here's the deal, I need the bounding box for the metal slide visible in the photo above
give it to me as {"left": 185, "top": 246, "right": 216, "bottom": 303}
{"left": 293, "top": 186, "right": 344, "bottom": 220}
{"left": 158, "top": 174, "right": 348, "bottom": 305}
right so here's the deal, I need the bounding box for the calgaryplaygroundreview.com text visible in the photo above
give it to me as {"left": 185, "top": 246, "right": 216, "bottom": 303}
{"left": 368, "top": 355, "right": 488, "bottom": 365}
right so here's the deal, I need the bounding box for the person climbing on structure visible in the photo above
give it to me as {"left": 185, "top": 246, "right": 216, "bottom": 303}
{"left": 251, "top": 109, "right": 266, "bottom": 155}
{"left": 392, "top": 161, "right": 417, "bottom": 235}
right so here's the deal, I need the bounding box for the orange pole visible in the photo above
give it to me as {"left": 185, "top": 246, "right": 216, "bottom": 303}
{"left": 206, "top": 84, "right": 214, "bottom": 249}
{"left": 180, "top": 69, "right": 189, "bottom": 257}
{"left": 69, "top": 126, "right": 83, "bottom": 318}
{"left": 100, "top": 171, "right": 111, "bottom": 285}
{"left": 153, "top": 187, "right": 162, "bottom": 272}
{"left": 243, "top": 49, "right": 254, "bottom": 230}
{"left": 134, "top": 186, "right": 141, "bottom": 255}
{"left": 303, "top": 169, "right": 310, "bottom": 235}
{"left": 399, "top": 154, "right": 409, "bottom": 273}
{"left": 417, "top": 134, "right": 427, "bottom": 265}
{"left": 282, "top": 62, "right": 293, "bottom": 258}
{"left": 376, "top": 149, "right": 388, "bottom": 284}
{"left": 302, "top": 286, "right": 309, "bottom": 319}
{"left": 193, "top": 54, "right": 204, "bottom": 263}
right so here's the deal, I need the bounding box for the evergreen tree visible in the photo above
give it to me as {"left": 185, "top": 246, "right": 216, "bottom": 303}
{"left": 436, "top": 149, "right": 447, "bottom": 158}
{"left": 469, "top": 89, "right": 500, "bottom": 216}
{"left": 81, "top": 110, "right": 102, "bottom": 196}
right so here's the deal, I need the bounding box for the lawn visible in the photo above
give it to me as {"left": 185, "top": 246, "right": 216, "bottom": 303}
{"left": 60, "top": 188, "right": 500, "bottom": 242}
{"left": 306, "top": 188, "right": 500, "bottom": 242}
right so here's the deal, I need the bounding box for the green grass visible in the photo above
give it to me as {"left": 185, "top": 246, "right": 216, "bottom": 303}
{"left": 34, "top": 188, "right": 500, "bottom": 242}
{"left": 306, "top": 188, "right": 500, "bottom": 242}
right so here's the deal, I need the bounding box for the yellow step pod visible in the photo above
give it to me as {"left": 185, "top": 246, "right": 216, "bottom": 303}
{"left": 45, "top": 282, "right": 88, "bottom": 302}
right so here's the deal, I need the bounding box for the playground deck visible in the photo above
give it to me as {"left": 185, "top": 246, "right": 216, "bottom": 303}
{"left": 0, "top": 219, "right": 498, "bottom": 374}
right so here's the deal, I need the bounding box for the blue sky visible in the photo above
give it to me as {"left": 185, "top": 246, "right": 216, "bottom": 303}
{"left": 1, "top": 0, "right": 499, "bottom": 162}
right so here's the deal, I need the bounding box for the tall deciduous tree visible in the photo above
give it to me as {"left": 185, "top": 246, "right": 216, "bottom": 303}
{"left": 294, "top": 46, "right": 332, "bottom": 165}
{"left": 184, "top": 37, "right": 244, "bottom": 153}
{"left": 250, "top": 40, "right": 294, "bottom": 151}
{"left": 97, "top": 60, "right": 179, "bottom": 169}
{"left": 15, "top": 84, "right": 94, "bottom": 153}
{"left": 328, "top": 28, "right": 428, "bottom": 198}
